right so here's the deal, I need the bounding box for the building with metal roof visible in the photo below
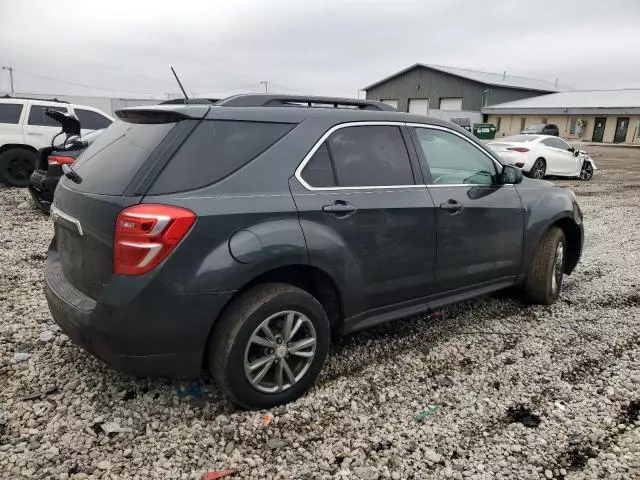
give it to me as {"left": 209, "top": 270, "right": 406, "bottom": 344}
{"left": 363, "top": 63, "right": 564, "bottom": 131}
{"left": 482, "top": 89, "right": 640, "bottom": 143}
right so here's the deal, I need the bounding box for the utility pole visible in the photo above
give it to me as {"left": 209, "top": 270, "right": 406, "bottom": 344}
{"left": 2, "top": 66, "right": 15, "bottom": 93}
{"left": 260, "top": 81, "right": 268, "bottom": 93}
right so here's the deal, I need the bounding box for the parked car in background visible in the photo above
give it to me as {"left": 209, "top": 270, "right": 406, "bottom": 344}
{"left": 29, "top": 127, "right": 104, "bottom": 213}
{"left": 0, "top": 96, "right": 113, "bottom": 186}
{"left": 45, "top": 94, "right": 584, "bottom": 409}
{"left": 487, "top": 135, "right": 597, "bottom": 180}
{"left": 521, "top": 123, "right": 559, "bottom": 136}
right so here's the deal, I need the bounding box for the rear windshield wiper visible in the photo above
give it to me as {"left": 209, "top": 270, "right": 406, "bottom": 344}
{"left": 62, "top": 164, "right": 82, "bottom": 184}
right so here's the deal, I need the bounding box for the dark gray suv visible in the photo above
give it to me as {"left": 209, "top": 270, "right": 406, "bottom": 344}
{"left": 45, "top": 95, "right": 583, "bottom": 408}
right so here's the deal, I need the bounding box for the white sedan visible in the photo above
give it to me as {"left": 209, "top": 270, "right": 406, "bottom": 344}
{"left": 487, "top": 135, "right": 597, "bottom": 180}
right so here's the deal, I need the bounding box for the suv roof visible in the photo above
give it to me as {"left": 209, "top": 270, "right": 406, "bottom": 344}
{"left": 115, "top": 94, "right": 462, "bottom": 132}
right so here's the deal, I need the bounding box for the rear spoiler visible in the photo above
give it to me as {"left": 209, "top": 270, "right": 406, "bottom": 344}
{"left": 115, "top": 105, "right": 210, "bottom": 124}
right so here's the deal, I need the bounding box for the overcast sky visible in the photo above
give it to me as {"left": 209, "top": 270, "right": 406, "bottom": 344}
{"left": 1, "top": 0, "right": 639, "bottom": 99}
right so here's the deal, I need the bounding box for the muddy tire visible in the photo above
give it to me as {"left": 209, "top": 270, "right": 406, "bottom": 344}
{"left": 524, "top": 227, "right": 566, "bottom": 305}
{"left": 208, "top": 283, "right": 330, "bottom": 409}
{"left": 0, "top": 148, "right": 37, "bottom": 187}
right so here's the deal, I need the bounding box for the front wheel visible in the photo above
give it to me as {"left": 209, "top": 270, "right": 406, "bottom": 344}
{"left": 530, "top": 158, "right": 546, "bottom": 179}
{"left": 578, "top": 161, "right": 594, "bottom": 181}
{"left": 523, "top": 227, "right": 566, "bottom": 305}
{"left": 208, "top": 283, "right": 330, "bottom": 409}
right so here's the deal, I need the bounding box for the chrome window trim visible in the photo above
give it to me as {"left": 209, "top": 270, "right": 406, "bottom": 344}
{"left": 295, "top": 121, "right": 506, "bottom": 191}
{"left": 50, "top": 204, "right": 83, "bottom": 236}
{"left": 294, "top": 121, "right": 426, "bottom": 192}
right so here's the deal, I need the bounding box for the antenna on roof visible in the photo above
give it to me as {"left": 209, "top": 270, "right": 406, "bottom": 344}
{"left": 170, "top": 66, "right": 189, "bottom": 100}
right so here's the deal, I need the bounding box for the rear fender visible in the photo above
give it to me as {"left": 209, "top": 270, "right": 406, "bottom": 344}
{"left": 158, "top": 217, "right": 310, "bottom": 294}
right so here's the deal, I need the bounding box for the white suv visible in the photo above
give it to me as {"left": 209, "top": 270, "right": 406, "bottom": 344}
{"left": 0, "top": 97, "right": 114, "bottom": 186}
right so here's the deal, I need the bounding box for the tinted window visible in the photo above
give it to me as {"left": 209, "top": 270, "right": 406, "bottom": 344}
{"left": 415, "top": 128, "right": 497, "bottom": 185}
{"left": 542, "top": 137, "right": 569, "bottom": 149}
{"left": 301, "top": 143, "right": 336, "bottom": 187}
{"left": 74, "top": 109, "right": 112, "bottom": 130}
{"left": 149, "top": 120, "right": 295, "bottom": 194}
{"left": 326, "top": 126, "right": 414, "bottom": 187}
{"left": 0, "top": 103, "right": 23, "bottom": 124}
{"left": 27, "top": 105, "right": 68, "bottom": 126}
{"left": 70, "top": 120, "right": 175, "bottom": 195}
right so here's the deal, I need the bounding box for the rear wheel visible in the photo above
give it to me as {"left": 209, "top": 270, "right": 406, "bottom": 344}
{"left": 0, "top": 148, "right": 37, "bottom": 187}
{"left": 579, "top": 161, "right": 593, "bottom": 181}
{"left": 208, "top": 283, "right": 330, "bottom": 409}
{"left": 530, "top": 158, "right": 546, "bottom": 179}
{"left": 524, "top": 227, "right": 566, "bottom": 305}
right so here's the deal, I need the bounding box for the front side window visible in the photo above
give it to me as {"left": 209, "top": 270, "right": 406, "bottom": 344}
{"left": 74, "top": 109, "right": 112, "bottom": 130}
{"left": 414, "top": 128, "right": 498, "bottom": 185}
{"left": 27, "top": 105, "right": 68, "bottom": 126}
{"left": 0, "top": 103, "right": 23, "bottom": 124}
{"left": 301, "top": 125, "right": 415, "bottom": 188}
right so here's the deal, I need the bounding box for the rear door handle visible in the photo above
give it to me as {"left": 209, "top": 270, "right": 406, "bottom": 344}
{"left": 439, "top": 199, "right": 464, "bottom": 215}
{"left": 322, "top": 200, "right": 357, "bottom": 218}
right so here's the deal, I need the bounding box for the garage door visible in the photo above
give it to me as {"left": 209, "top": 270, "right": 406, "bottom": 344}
{"left": 439, "top": 97, "right": 463, "bottom": 110}
{"left": 408, "top": 98, "right": 429, "bottom": 116}
{"left": 381, "top": 99, "right": 398, "bottom": 110}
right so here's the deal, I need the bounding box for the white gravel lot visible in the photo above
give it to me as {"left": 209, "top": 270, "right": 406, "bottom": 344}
{"left": 1, "top": 145, "right": 639, "bottom": 480}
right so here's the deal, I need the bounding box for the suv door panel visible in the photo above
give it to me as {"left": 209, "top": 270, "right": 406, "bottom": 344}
{"left": 291, "top": 123, "right": 437, "bottom": 318}
{"left": 410, "top": 125, "right": 524, "bottom": 291}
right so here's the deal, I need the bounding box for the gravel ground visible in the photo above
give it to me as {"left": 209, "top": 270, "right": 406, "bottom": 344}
{"left": 1, "top": 146, "right": 639, "bottom": 480}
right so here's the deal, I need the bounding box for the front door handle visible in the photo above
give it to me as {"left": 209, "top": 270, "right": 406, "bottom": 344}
{"left": 440, "top": 199, "right": 464, "bottom": 215}
{"left": 322, "top": 200, "right": 357, "bottom": 218}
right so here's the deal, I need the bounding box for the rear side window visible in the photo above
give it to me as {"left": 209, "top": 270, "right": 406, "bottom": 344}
{"left": 149, "top": 120, "right": 295, "bottom": 194}
{"left": 301, "top": 143, "right": 336, "bottom": 188}
{"left": 70, "top": 120, "right": 175, "bottom": 195}
{"left": 0, "top": 103, "right": 23, "bottom": 124}
{"left": 301, "top": 126, "right": 414, "bottom": 188}
{"left": 75, "top": 108, "right": 112, "bottom": 130}
{"left": 28, "top": 105, "right": 69, "bottom": 126}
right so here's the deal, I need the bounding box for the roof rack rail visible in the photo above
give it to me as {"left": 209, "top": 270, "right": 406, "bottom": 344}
{"left": 1, "top": 94, "right": 69, "bottom": 104}
{"left": 215, "top": 94, "right": 395, "bottom": 111}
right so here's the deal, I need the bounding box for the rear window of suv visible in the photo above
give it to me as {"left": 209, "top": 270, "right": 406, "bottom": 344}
{"left": 70, "top": 120, "right": 175, "bottom": 195}
{"left": 148, "top": 120, "right": 295, "bottom": 194}
{"left": 0, "top": 103, "right": 23, "bottom": 124}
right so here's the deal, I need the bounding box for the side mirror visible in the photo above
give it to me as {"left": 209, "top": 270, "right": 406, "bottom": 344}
{"left": 574, "top": 150, "right": 580, "bottom": 157}
{"left": 568, "top": 146, "right": 575, "bottom": 152}
{"left": 502, "top": 165, "right": 523, "bottom": 184}
{"left": 45, "top": 108, "right": 81, "bottom": 136}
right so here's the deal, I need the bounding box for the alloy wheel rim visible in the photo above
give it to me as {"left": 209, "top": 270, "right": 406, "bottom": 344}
{"left": 552, "top": 242, "right": 564, "bottom": 294}
{"left": 580, "top": 163, "right": 593, "bottom": 180}
{"left": 533, "top": 161, "right": 545, "bottom": 179}
{"left": 244, "top": 310, "right": 317, "bottom": 393}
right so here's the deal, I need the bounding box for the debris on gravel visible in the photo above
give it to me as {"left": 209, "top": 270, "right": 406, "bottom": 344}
{"left": 1, "top": 146, "right": 640, "bottom": 479}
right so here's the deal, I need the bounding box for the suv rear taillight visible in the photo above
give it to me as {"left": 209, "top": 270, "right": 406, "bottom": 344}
{"left": 48, "top": 155, "right": 76, "bottom": 165}
{"left": 114, "top": 204, "right": 196, "bottom": 276}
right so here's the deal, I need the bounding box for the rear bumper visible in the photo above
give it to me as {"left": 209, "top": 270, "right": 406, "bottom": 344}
{"left": 44, "top": 250, "right": 234, "bottom": 377}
